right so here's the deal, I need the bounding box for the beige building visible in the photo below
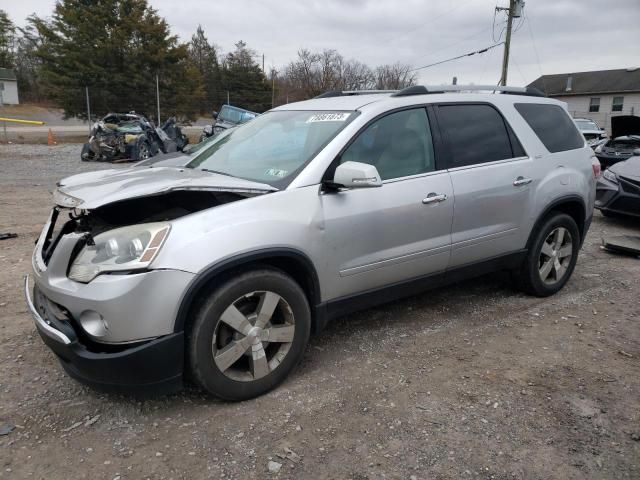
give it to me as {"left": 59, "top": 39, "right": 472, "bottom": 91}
{"left": 528, "top": 68, "right": 640, "bottom": 135}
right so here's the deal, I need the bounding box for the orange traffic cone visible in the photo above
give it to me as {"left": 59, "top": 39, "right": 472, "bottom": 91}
{"left": 47, "top": 128, "right": 56, "bottom": 146}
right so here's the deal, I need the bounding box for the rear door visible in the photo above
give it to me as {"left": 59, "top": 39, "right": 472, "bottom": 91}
{"left": 320, "top": 107, "right": 454, "bottom": 300}
{"left": 434, "top": 102, "right": 534, "bottom": 267}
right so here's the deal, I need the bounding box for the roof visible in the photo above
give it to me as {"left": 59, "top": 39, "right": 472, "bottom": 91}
{"left": 528, "top": 68, "right": 640, "bottom": 96}
{"left": 0, "top": 68, "right": 16, "bottom": 81}
{"left": 273, "top": 94, "right": 389, "bottom": 111}
{"left": 273, "top": 88, "right": 561, "bottom": 114}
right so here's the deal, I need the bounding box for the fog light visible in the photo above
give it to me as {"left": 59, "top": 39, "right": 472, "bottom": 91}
{"left": 79, "top": 310, "right": 108, "bottom": 337}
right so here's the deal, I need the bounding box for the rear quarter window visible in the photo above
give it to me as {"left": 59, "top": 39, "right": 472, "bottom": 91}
{"left": 514, "top": 103, "right": 584, "bottom": 153}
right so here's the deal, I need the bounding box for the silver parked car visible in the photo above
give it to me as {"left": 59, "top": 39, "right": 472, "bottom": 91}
{"left": 26, "top": 85, "right": 598, "bottom": 400}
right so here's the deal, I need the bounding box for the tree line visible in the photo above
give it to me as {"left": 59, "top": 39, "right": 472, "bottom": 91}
{"left": 0, "top": 0, "right": 416, "bottom": 121}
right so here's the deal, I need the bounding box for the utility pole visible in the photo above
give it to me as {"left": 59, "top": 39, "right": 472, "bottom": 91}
{"left": 156, "top": 74, "right": 161, "bottom": 125}
{"left": 497, "top": 0, "right": 524, "bottom": 86}
{"left": 271, "top": 69, "right": 276, "bottom": 109}
{"left": 85, "top": 86, "right": 91, "bottom": 133}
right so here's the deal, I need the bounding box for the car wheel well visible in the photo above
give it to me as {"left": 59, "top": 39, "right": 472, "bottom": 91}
{"left": 528, "top": 198, "right": 586, "bottom": 249}
{"left": 177, "top": 252, "right": 321, "bottom": 336}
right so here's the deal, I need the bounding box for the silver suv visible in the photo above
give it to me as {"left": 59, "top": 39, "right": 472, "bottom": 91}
{"left": 26, "top": 85, "right": 598, "bottom": 400}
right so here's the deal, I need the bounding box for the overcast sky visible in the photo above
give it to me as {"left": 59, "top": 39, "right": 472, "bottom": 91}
{"left": 6, "top": 0, "right": 640, "bottom": 86}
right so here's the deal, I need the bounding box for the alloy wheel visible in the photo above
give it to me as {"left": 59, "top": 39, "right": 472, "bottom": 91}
{"left": 212, "top": 291, "right": 295, "bottom": 382}
{"left": 139, "top": 142, "right": 150, "bottom": 159}
{"left": 538, "top": 227, "right": 573, "bottom": 285}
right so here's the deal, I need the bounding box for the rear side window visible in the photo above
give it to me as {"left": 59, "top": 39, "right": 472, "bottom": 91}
{"left": 514, "top": 103, "right": 584, "bottom": 153}
{"left": 436, "top": 104, "right": 516, "bottom": 168}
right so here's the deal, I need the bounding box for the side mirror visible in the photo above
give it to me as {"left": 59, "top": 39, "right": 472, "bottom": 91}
{"left": 633, "top": 148, "right": 640, "bottom": 157}
{"left": 212, "top": 111, "right": 218, "bottom": 120}
{"left": 333, "top": 161, "right": 382, "bottom": 189}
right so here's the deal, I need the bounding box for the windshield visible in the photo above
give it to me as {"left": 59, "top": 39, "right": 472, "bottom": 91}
{"left": 187, "top": 110, "right": 356, "bottom": 187}
{"left": 575, "top": 120, "right": 598, "bottom": 131}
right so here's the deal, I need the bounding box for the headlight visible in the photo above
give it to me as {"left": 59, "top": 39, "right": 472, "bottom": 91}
{"left": 203, "top": 125, "right": 213, "bottom": 135}
{"left": 594, "top": 143, "right": 604, "bottom": 153}
{"left": 602, "top": 169, "right": 618, "bottom": 184}
{"left": 68, "top": 222, "right": 170, "bottom": 283}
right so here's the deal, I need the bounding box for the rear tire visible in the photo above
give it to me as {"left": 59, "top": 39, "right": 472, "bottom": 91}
{"left": 516, "top": 213, "right": 580, "bottom": 297}
{"left": 188, "top": 269, "right": 310, "bottom": 401}
{"left": 80, "top": 143, "right": 94, "bottom": 161}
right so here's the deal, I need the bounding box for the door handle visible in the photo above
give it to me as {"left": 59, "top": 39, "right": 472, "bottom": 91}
{"left": 513, "top": 176, "right": 532, "bottom": 186}
{"left": 422, "top": 193, "right": 448, "bottom": 204}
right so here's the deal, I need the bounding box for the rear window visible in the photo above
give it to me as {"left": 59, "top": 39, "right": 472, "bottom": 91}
{"left": 515, "top": 103, "right": 584, "bottom": 153}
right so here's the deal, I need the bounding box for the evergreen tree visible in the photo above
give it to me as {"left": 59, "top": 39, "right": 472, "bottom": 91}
{"left": 189, "top": 25, "right": 221, "bottom": 114}
{"left": 0, "top": 10, "right": 16, "bottom": 68}
{"left": 221, "top": 41, "right": 270, "bottom": 112}
{"left": 31, "top": 0, "right": 203, "bottom": 120}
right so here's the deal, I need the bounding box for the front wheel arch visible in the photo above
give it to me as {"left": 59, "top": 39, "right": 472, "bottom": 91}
{"left": 174, "top": 249, "right": 322, "bottom": 335}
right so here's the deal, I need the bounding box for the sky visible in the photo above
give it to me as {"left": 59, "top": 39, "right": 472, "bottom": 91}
{"left": 5, "top": 0, "right": 640, "bottom": 86}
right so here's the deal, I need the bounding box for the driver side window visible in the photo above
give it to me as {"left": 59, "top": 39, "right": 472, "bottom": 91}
{"left": 341, "top": 108, "right": 435, "bottom": 180}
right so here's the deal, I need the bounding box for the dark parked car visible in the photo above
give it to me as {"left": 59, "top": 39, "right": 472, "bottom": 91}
{"left": 200, "top": 105, "right": 258, "bottom": 142}
{"left": 596, "top": 152, "right": 640, "bottom": 218}
{"left": 594, "top": 115, "right": 640, "bottom": 168}
{"left": 81, "top": 113, "right": 188, "bottom": 162}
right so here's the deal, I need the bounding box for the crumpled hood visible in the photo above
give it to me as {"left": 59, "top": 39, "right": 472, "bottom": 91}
{"left": 54, "top": 166, "right": 277, "bottom": 209}
{"left": 610, "top": 155, "right": 640, "bottom": 180}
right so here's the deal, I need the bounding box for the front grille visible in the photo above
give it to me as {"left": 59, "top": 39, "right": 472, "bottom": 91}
{"left": 611, "top": 196, "right": 640, "bottom": 214}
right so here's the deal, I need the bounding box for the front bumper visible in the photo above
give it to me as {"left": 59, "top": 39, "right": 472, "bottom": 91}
{"left": 25, "top": 275, "right": 184, "bottom": 394}
{"left": 595, "top": 175, "right": 640, "bottom": 217}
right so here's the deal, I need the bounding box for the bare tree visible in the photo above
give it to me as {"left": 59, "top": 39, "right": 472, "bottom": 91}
{"left": 280, "top": 49, "right": 417, "bottom": 105}
{"left": 374, "top": 63, "right": 417, "bottom": 90}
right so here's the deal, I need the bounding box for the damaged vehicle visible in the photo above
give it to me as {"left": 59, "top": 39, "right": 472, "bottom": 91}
{"left": 596, "top": 151, "right": 640, "bottom": 218}
{"left": 27, "top": 85, "right": 596, "bottom": 400}
{"left": 81, "top": 113, "right": 188, "bottom": 162}
{"left": 573, "top": 117, "right": 607, "bottom": 148}
{"left": 199, "top": 105, "right": 258, "bottom": 142}
{"left": 594, "top": 115, "right": 640, "bottom": 168}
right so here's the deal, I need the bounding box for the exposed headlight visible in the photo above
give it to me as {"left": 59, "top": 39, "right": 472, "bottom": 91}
{"left": 68, "top": 222, "right": 170, "bottom": 283}
{"left": 602, "top": 169, "right": 618, "bottom": 184}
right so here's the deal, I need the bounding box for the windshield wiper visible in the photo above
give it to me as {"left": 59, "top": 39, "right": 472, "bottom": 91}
{"left": 201, "top": 168, "right": 235, "bottom": 178}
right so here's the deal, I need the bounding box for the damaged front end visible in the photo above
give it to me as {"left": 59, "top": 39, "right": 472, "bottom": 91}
{"left": 25, "top": 167, "right": 276, "bottom": 392}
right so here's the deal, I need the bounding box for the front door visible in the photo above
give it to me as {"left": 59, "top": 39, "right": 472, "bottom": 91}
{"left": 320, "top": 107, "right": 454, "bottom": 301}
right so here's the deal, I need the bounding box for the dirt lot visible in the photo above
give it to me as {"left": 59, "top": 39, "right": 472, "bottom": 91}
{"left": 1, "top": 144, "right": 639, "bottom": 480}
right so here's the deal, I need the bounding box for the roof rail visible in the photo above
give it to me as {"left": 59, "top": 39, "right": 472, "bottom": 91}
{"left": 391, "top": 85, "right": 546, "bottom": 97}
{"left": 314, "top": 90, "right": 397, "bottom": 99}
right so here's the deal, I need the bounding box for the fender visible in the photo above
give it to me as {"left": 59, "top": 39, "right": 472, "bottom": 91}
{"left": 526, "top": 194, "right": 588, "bottom": 249}
{"left": 173, "top": 247, "right": 322, "bottom": 333}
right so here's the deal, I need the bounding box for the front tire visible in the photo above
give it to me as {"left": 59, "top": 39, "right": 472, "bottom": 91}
{"left": 516, "top": 213, "right": 580, "bottom": 297}
{"left": 188, "top": 269, "right": 311, "bottom": 401}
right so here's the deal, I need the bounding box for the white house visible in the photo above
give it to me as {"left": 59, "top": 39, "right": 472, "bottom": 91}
{"left": 0, "top": 68, "right": 19, "bottom": 105}
{"left": 528, "top": 68, "right": 640, "bottom": 135}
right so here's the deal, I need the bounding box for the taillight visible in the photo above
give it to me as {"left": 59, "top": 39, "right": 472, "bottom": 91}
{"left": 591, "top": 157, "right": 601, "bottom": 178}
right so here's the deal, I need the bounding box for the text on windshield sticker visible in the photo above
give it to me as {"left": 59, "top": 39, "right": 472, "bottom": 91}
{"left": 306, "top": 113, "right": 350, "bottom": 123}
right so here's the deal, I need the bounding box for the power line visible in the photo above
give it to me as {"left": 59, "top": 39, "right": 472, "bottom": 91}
{"left": 412, "top": 25, "right": 493, "bottom": 63}
{"left": 409, "top": 42, "right": 504, "bottom": 73}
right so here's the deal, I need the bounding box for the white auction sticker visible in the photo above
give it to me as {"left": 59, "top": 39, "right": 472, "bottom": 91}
{"left": 306, "top": 112, "right": 350, "bottom": 123}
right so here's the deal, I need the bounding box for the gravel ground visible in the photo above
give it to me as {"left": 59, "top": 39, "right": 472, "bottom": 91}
{"left": 0, "top": 144, "right": 123, "bottom": 187}
{"left": 0, "top": 144, "right": 639, "bottom": 479}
